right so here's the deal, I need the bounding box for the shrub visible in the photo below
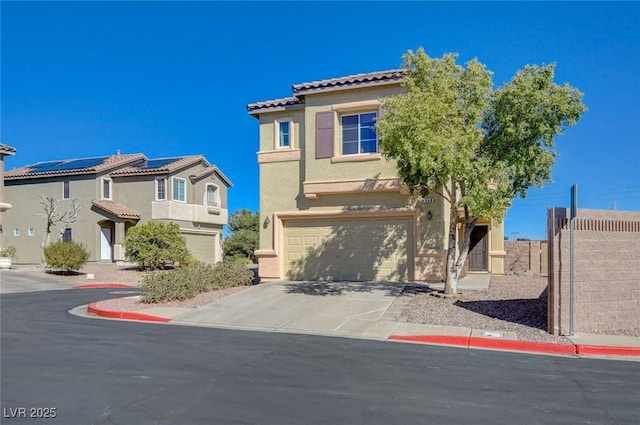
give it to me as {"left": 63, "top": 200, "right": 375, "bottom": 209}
{"left": 139, "top": 269, "right": 198, "bottom": 303}
{"left": 139, "top": 260, "right": 254, "bottom": 303}
{"left": 44, "top": 241, "right": 89, "bottom": 273}
{"left": 210, "top": 259, "right": 254, "bottom": 288}
{"left": 0, "top": 246, "right": 18, "bottom": 259}
{"left": 124, "top": 222, "right": 193, "bottom": 270}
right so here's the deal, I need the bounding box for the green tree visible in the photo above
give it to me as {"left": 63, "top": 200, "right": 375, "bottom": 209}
{"left": 377, "top": 48, "right": 586, "bottom": 295}
{"left": 223, "top": 209, "right": 259, "bottom": 263}
{"left": 124, "top": 221, "right": 192, "bottom": 269}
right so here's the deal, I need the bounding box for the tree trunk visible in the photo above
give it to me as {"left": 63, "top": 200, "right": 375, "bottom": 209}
{"left": 41, "top": 231, "right": 50, "bottom": 265}
{"left": 443, "top": 207, "right": 459, "bottom": 295}
{"left": 454, "top": 217, "right": 478, "bottom": 283}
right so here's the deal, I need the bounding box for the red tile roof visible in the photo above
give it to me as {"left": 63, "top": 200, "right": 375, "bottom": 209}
{"left": 110, "top": 155, "right": 208, "bottom": 176}
{"left": 0, "top": 144, "right": 17, "bottom": 156}
{"left": 246, "top": 96, "right": 305, "bottom": 113}
{"left": 5, "top": 154, "right": 145, "bottom": 179}
{"left": 247, "top": 69, "right": 405, "bottom": 114}
{"left": 292, "top": 69, "right": 406, "bottom": 95}
{"left": 92, "top": 200, "right": 141, "bottom": 220}
{"left": 189, "top": 166, "right": 233, "bottom": 187}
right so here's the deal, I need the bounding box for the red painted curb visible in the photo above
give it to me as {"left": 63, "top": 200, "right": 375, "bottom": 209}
{"left": 87, "top": 301, "right": 170, "bottom": 323}
{"left": 576, "top": 345, "right": 640, "bottom": 357}
{"left": 75, "top": 283, "right": 134, "bottom": 289}
{"left": 389, "top": 335, "right": 469, "bottom": 347}
{"left": 389, "top": 334, "right": 640, "bottom": 357}
{"left": 469, "top": 337, "right": 577, "bottom": 355}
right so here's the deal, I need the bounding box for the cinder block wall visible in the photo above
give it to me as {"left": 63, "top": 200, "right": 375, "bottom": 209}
{"left": 504, "top": 240, "right": 545, "bottom": 276}
{"left": 547, "top": 208, "right": 640, "bottom": 335}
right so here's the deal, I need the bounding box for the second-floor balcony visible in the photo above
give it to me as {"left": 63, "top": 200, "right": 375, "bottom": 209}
{"left": 151, "top": 201, "right": 228, "bottom": 225}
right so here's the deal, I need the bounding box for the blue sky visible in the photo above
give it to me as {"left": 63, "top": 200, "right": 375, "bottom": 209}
{"left": 2, "top": 1, "right": 638, "bottom": 240}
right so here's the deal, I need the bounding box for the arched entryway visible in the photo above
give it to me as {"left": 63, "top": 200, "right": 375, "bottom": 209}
{"left": 98, "top": 220, "right": 115, "bottom": 261}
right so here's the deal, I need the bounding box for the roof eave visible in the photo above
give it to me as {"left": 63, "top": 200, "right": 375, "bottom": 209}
{"left": 293, "top": 77, "right": 404, "bottom": 96}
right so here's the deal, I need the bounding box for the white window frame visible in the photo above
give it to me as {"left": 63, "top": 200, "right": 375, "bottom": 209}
{"left": 102, "top": 178, "right": 112, "bottom": 200}
{"left": 28, "top": 228, "right": 35, "bottom": 236}
{"left": 341, "top": 111, "right": 378, "bottom": 156}
{"left": 14, "top": 228, "right": 20, "bottom": 237}
{"left": 172, "top": 177, "right": 186, "bottom": 203}
{"left": 155, "top": 177, "right": 167, "bottom": 201}
{"left": 275, "top": 118, "right": 293, "bottom": 149}
{"left": 62, "top": 180, "right": 70, "bottom": 200}
{"left": 204, "top": 183, "right": 220, "bottom": 207}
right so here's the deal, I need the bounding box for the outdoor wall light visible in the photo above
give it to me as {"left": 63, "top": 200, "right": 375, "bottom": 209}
{"left": 426, "top": 210, "right": 433, "bottom": 220}
{"left": 263, "top": 216, "right": 271, "bottom": 228}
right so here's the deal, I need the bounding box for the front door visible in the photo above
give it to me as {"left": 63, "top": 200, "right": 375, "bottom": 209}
{"left": 468, "top": 225, "right": 488, "bottom": 271}
{"left": 100, "top": 227, "right": 112, "bottom": 261}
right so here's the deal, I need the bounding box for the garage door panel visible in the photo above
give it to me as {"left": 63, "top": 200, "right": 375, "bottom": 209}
{"left": 284, "top": 218, "right": 412, "bottom": 282}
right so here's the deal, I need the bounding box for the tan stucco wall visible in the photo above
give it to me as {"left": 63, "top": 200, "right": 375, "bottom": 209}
{"left": 4, "top": 163, "right": 230, "bottom": 264}
{"left": 5, "top": 175, "right": 106, "bottom": 263}
{"left": 254, "top": 82, "right": 504, "bottom": 281}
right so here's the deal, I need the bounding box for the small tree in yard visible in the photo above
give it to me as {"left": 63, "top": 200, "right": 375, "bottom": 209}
{"left": 223, "top": 209, "right": 258, "bottom": 263}
{"left": 124, "top": 222, "right": 192, "bottom": 270}
{"left": 377, "top": 48, "right": 586, "bottom": 295}
{"left": 39, "top": 196, "right": 81, "bottom": 264}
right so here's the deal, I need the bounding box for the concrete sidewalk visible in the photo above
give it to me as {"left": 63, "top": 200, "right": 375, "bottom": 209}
{"left": 83, "top": 278, "right": 640, "bottom": 359}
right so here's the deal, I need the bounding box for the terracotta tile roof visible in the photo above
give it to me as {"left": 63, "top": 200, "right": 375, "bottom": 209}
{"left": 246, "top": 96, "right": 305, "bottom": 113}
{"left": 0, "top": 144, "right": 17, "bottom": 155}
{"left": 110, "top": 155, "right": 209, "bottom": 176}
{"left": 5, "top": 153, "right": 145, "bottom": 180}
{"left": 92, "top": 199, "right": 141, "bottom": 220}
{"left": 247, "top": 69, "right": 406, "bottom": 115}
{"left": 189, "top": 165, "right": 233, "bottom": 187}
{"left": 292, "top": 69, "right": 406, "bottom": 95}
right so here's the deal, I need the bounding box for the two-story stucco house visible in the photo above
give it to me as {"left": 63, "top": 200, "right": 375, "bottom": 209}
{"left": 3, "top": 152, "right": 231, "bottom": 265}
{"left": 248, "top": 70, "right": 505, "bottom": 282}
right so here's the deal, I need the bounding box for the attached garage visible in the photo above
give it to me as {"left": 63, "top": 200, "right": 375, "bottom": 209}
{"left": 284, "top": 217, "right": 413, "bottom": 282}
{"left": 183, "top": 231, "right": 219, "bottom": 265}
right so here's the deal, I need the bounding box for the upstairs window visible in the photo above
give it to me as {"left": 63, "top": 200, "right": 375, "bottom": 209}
{"left": 278, "top": 121, "right": 290, "bottom": 148}
{"left": 205, "top": 184, "right": 220, "bottom": 207}
{"left": 172, "top": 177, "right": 186, "bottom": 202}
{"left": 341, "top": 112, "right": 377, "bottom": 155}
{"left": 102, "top": 178, "right": 112, "bottom": 200}
{"left": 156, "top": 178, "right": 167, "bottom": 201}
{"left": 62, "top": 180, "right": 70, "bottom": 199}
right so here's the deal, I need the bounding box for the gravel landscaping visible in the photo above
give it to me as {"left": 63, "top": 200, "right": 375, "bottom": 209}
{"left": 398, "top": 275, "right": 573, "bottom": 344}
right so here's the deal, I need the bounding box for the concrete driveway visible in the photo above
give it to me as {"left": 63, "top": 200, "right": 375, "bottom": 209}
{"left": 0, "top": 268, "right": 77, "bottom": 294}
{"left": 172, "top": 281, "right": 406, "bottom": 339}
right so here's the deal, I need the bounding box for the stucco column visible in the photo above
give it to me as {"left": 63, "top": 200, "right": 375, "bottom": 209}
{"left": 113, "top": 221, "right": 126, "bottom": 261}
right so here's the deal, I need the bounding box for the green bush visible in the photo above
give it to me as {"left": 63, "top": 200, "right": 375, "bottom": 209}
{"left": 139, "top": 269, "right": 198, "bottom": 303}
{"left": 139, "top": 260, "right": 254, "bottom": 303}
{"left": 0, "top": 246, "right": 18, "bottom": 259}
{"left": 44, "top": 241, "right": 89, "bottom": 273}
{"left": 124, "top": 222, "right": 193, "bottom": 270}
{"left": 210, "top": 259, "right": 254, "bottom": 288}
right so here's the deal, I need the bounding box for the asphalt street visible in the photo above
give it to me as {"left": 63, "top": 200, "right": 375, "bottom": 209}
{"left": 1, "top": 289, "right": 638, "bottom": 425}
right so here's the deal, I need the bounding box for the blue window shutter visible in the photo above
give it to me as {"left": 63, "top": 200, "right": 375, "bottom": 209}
{"left": 315, "top": 111, "right": 334, "bottom": 159}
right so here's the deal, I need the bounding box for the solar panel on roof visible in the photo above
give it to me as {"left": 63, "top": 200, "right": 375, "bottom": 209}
{"left": 27, "top": 157, "right": 108, "bottom": 173}
{"left": 144, "top": 158, "right": 181, "bottom": 169}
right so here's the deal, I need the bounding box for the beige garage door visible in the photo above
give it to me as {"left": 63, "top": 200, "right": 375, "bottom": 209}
{"left": 184, "top": 233, "right": 216, "bottom": 264}
{"left": 284, "top": 218, "right": 412, "bottom": 282}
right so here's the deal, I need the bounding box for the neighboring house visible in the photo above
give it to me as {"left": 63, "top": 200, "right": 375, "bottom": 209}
{"left": 0, "top": 144, "right": 17, "bottom": 249}
{"left": 3, "top": 152, "right": 231, "bottom": 265}
{"left": 247, "top": 70, "right": 505, "bottom": 282}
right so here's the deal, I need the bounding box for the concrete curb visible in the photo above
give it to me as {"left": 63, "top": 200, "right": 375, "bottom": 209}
{"left": 389, "top": 334, "right": 640, "bottom": 357}
{"left": 74, "top": 283, "right": 135, "bottom": 289}
{"left": 87, "top": 302, "right": 170, "bottom": 323}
